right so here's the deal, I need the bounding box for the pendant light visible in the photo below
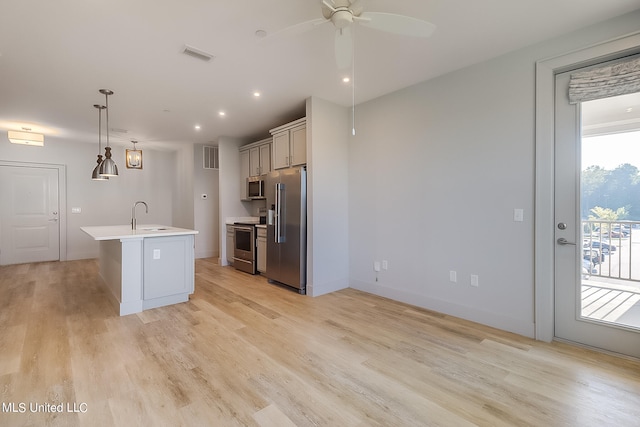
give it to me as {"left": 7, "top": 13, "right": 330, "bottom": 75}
{"left": 98, "top": 89, "right": 118, "bottom": 177}
{"left": 126, "top": 140, "right": 143, "bottom": 169}
{"left": 91, "top": 104, "right": 108, "bottom": 181}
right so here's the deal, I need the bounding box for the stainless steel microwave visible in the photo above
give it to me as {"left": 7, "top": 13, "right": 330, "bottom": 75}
{"left": 247, "top": 176, "right": 265, "bottom": 200}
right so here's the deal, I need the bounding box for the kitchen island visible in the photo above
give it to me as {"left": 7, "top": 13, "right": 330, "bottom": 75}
{"left": 81, "top": 225, "right": 199, "bottom": 316}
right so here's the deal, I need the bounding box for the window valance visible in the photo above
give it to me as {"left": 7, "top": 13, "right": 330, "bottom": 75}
{"left": 568, "top": 56, "right": 640, "bottom": 104}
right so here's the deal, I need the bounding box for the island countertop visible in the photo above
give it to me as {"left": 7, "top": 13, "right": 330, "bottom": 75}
{"left": 81, "top": 224, "right": 199, "bottom": 241}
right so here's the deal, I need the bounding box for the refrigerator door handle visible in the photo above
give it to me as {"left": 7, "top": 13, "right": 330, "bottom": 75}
{"left": 275, "top": 183, "right": 284, "bottom": 243}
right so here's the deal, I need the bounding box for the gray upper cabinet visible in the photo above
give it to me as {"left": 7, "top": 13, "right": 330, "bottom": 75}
{"left": 240, "top": 137, "right": 272, "bottom": 200}
{"left": 270, "top": 118, "right": 306, "bottom": 170}
{"left": 249, "top": 142, "right": 271, "bottom": 176}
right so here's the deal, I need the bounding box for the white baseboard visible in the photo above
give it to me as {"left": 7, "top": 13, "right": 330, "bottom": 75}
{"left": 350, "top": 279, "right": 535, "bottom": 338}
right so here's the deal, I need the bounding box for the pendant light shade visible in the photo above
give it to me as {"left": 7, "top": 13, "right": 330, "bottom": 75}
{"left": 99, "top": 147, "right": 119, "bottom": 176}
{"left": 92, "top": 104, "right": 108, "bottom": 181}
{"left": 97, "top": 89, "right": 118, "bottom": 177}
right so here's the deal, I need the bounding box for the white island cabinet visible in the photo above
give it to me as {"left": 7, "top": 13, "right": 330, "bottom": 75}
{"left": 81, "top": 225, "right": 199, "bottom": 316}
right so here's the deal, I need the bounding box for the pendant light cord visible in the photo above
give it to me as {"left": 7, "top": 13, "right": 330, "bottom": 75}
{"left": 98, "top": 107, "right": 102, "bottom": 153}
{"left": 351, "top": 27, "right": 356, "bottom": 136}
{"left": 105, "top": 93, "right": 110, "bottom": 148}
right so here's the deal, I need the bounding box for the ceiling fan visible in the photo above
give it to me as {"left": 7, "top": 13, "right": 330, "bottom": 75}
{"left": 267, "top": 0, "right": 436, "bottom": 69}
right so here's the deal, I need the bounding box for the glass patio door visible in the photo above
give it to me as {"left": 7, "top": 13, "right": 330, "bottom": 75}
{"left": 554, "top": 64, "right": 640, "bottom": 359}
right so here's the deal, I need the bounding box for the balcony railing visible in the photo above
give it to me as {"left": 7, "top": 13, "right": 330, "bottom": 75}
{"left": 582, "top": 220, "right": 640, "bottom": 282}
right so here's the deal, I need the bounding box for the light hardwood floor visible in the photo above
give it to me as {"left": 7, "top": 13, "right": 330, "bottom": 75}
{"left": 1, "top": 258, "right": 639, "bottom": 426}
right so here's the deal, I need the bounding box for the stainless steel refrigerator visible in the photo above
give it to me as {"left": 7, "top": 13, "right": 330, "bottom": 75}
{"left": 265, "top": 166, "right": 306, "bottom": 294}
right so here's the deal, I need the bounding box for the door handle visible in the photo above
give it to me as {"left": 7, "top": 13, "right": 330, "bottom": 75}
{"left": 557, "top": 238, "right": 576, "bottom": 245}
{"left": 48, "top": 218, "right": 59, "bottom": 222}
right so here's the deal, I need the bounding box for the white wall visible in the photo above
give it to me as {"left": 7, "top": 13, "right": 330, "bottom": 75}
{"left": 193, "top": 143, "right": 219, "bottom": 259}
{"left": 172, "top": 144, "right": 195, "bottom": 230}
{"left": 217, "top": 136, "right": 251, "bottom": 266}
{"left": 0, "top": 139, "right": 178, "bottom": 260}
{"left": 347, "top": 10, "right": 640, "bottom": 338}
{"left": 306, "top": 97, "right": 350, "bottom": 296}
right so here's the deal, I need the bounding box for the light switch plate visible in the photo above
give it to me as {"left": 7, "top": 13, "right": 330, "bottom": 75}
{"left": 514, "top": 208, "right": 524, "bottom": 222}
{"left": 470, "top": 275, "right": 479, "bottom": 287}
{"left": 153, "top": 249, "right": 161, "bottom": 260}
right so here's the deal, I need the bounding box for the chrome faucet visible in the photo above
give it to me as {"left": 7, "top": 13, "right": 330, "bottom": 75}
{"left": 132, "top": 201, "right": 148, "bottom": 230}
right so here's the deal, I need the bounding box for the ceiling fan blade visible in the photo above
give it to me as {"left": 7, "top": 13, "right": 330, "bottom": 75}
{"left": 322, "top": 0, "right": 337, "bottom": 13}
{"left": 358, "top": 12, "right": 436, "bottom": 38}
{"left": 335, "top": 27, "right": 353, "bottom": 70}
{"left": 261, "top": 18, "right": 328, "bottom": 43}
{"left": 349, "top": 0, "right": 364, "bottom": 16}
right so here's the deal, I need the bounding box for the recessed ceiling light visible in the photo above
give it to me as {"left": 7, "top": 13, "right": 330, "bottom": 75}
{"left": 219, "top": 111, "right": 226, "bottom": 117}
{"left": 342, "top": 77, "right": 350, "bottom": 83}
{"left": 195, "top": 125, "right": 201, "bottom": 130}
{"left": 626, "top": 107, "right": 633, "bottom": 113}
{"left": 253, "top": 92, "right": 261, "bottom": 97}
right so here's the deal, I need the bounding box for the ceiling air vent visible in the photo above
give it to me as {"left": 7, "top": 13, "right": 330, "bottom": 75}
{"left": 203, "top": 146, "right": 219, "bottom": 170}
{"left": 182, "top": 44, "right": 214, "bottom": 62}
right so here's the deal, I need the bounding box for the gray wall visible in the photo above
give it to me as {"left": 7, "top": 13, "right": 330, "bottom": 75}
{"left": 347, "top": 10, "right": 640, "bottom": 338}
{"left": 0, "top": 139, "right": 179, "bottom": 260}
{"left": 172, "top": 144, "right": 195, "bottom": 230}
{"left": 217, "top": 136, "right": 252, "bottom": 266}
{"left": 307, "top": 97, "right": 350, "bottom": 296}
{"left": 193, "top": 143, "right": 220, "bottom": 259}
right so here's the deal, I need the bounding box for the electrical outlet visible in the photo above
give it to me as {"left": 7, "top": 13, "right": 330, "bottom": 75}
{"left": 71, "top": 207, "right": 81, "bottom": 214}
{"left": 470, "top": 274, "right": 479, "bottom": 287}
{"left": 153, "top": 249, "right": 161, "bottom": 260}
{"left": 374, "top": 261, "right": 381, "bottom": 272}
{"left": 449, "top": 271, "right": 457, "bottom": 283}
{"left": 382, "top": 260, "right": 388, "bottom": 270}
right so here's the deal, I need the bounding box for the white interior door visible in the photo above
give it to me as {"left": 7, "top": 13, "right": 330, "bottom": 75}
{"left": 0, "top": 164, "right": 60, "bottom": 265}
{"left": 554, "top": 69, "right": 640, "bottom": 359}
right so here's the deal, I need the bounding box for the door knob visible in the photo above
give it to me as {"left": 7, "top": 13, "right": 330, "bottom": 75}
{"left": 557, "top": 237, "right": 576, "bottom": 245}
{"left": 557, "top": 222, "right": 567, "bottom": 230}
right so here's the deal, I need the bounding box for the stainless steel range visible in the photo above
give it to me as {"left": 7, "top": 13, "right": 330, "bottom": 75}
{"left": 233, "top": 223, "right": 256, "bottom": 274}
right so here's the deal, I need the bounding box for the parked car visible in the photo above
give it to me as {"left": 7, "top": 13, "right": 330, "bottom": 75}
{"left": 582, "top": 258, "right": 597, "bottom": 278}
{"left": 583, "top": 240, "right": 616, "bottom": 253}
{"left": 607, "top": 230, "right": 625, "bottom": 238}
{"left": 611, "top": 225, "right": 629, "bottom": 237}
{"left": 583, "top": 247, "right": 604, "bottom": 264}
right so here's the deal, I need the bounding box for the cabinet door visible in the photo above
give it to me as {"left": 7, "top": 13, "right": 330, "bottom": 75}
{"left": 226, "top": 225, "right": 234, "bottom": 265}
{"left": 143, "top": 236, "right": 192, "bottom": 299}
{"left": 249, "top": 146, "right": 260, "bottom": 176}
{"left": 259, "top": 143, "right": 271, "bottom": 175}
{"left": 272, "top": 131, "right": 290, "bottom": 170}
{"left": 290, "top": 125, "right": 306, "bottom": 167}
{"left": 257, "top": 236, "right": 266, "bottom": 273}
{"left": 240, "top": 149, "right": 250, "bottom": 199}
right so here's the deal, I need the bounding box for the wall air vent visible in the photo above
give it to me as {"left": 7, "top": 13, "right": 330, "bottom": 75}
{"left": 182, "top": 44, "right": 214, "bottom": 62}
{"left": 203, "top": 146, "right": 219, "bottom": 170}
